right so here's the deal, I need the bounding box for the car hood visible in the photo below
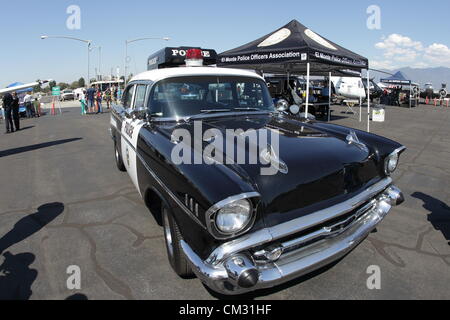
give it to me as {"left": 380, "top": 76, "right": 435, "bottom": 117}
{"left": 156, "top": 113, "right": 381, "bottom": 228}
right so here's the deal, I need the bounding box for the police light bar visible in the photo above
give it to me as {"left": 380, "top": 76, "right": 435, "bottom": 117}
{"left": 147, "top": 46, "right": 217, "bottom": 70}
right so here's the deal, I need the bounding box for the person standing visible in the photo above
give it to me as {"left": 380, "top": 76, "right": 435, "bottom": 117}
{"left": 33, "top": 98, "right": 41, "bottom": 118}
{"left": 11, "top": 92, "right": 20, "bottom": 130}
{"left": 2, "top": 92, "right": 14, "bottom": 133}
{"left": 105, "top": 88, "right": 112, "bottom": 109}
{"left": 23, "top": 92, "right": 33, "bottom": 118}
{"left": 112, "top": 85, "right": 118, "bottom": 104}
{"left": 86, "top": 85, "right": 95, "bottom": 114}
{"left": 79, "top": 90, "right": 87, "bottom": 115}
{"left": 96, "top": 88, "right": 103, "bottom": 114}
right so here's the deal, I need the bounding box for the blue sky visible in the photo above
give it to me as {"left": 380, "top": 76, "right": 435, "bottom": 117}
{"left": 1, "top": 0, "right": 450, "bottom": 88}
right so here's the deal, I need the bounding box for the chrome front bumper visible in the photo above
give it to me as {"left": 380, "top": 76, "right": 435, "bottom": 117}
{"left": 181, "top": 178, "right": 404, "bottom": 295}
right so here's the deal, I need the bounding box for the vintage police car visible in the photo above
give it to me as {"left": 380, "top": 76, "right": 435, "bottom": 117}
{"left": 110, "top": 48, "right": 405, "bottom": 295}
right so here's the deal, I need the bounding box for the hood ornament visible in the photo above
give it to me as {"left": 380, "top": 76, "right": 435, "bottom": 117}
{"left": 261, "top": 145, "right": 289, "bottom": 175}
{"left": 346, "top": 131, "right": 369, "bottom": 153}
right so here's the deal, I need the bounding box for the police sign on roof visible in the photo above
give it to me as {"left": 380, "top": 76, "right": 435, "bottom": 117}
{"left": 147, "top": 47, "right": 217, "bottom": 70}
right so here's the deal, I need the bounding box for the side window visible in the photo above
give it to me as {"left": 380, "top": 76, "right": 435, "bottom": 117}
{"left": 133, "top": 85, "right": 148, "bottom": 110}
{"left": 123, "top": 85, "right": 136, "bottom": 109}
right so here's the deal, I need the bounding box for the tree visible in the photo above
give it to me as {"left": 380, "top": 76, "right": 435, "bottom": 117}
{"left": 57, "top": 82, "right": 70, "bottom": 90}
{"left": 78, "top": 77, "right": 85, "bottom": 88}
{"left": 70, "top": 81, "right": 79, "bottom": 89}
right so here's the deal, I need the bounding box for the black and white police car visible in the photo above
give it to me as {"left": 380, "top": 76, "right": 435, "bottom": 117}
{"left": 110, "top": 47, "right": 405, "bottom": 295}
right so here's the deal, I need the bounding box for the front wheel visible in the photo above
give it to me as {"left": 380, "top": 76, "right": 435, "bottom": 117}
{"left": 114, "top": 142, "right": 126, "bottom": 172}
{"left": 162, "top": 205, "right": 193, "bottom": 278}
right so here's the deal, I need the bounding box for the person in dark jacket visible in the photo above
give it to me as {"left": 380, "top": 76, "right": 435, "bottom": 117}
{"left": 2, "top": 92, "right": 14, "bottom": 133}
{"left": 11, "top": 92, "right": 20, "bottom": 130}
{"left": 86, "top": 85, "right": 96, "bottom": 113}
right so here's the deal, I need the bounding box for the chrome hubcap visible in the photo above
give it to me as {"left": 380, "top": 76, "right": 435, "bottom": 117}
{"left": 163, "top": 210, "right": 174, "bottom": 258}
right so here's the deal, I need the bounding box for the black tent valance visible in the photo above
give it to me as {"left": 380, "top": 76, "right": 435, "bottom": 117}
{"left": 217, "top": 20, "right": 369, "bottom": 75}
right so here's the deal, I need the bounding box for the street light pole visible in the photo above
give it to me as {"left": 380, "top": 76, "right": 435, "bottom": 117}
{"left": 87, "top": 41, "right": 91, "bottom": 86}
{"left": 41, "top": 35, "right": 92, "bottom": 88}
{"left": 90, "top": 45, "right": 102, "bottom": 80}
{"left": 124, "top": 37, "right": 170, "bottom": 85}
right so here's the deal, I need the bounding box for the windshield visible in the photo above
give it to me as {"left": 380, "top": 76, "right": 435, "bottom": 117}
{"left": 148, "top": 76, "right": 275, "bottom": 118}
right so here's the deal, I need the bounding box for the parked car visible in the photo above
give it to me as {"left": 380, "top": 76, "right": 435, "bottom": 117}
{"left": 60, "top": 89, "right": 75, "bottom": 101}
{"left": 110, "top": 59, "right": 405, "bottom": 295}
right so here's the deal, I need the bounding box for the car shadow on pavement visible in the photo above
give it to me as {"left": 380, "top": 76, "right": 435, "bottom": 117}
{"left": 0, "top": 202, "right": 65, "bottom": 300}
{"left": 0, "top": 138, "right": 82, "bottom": 158}
{"left": 412, "top": 192, "right": 450, "bottom": 245}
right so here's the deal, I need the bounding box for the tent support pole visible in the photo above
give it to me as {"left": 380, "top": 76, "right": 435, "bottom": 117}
{"left": 328, "top": 72, "right": 331, "bottom": 122}
{"left": 367, "top": 70, "right": 370, "bottom": 133}
{"left": 359, "top": 94, "right": 362, "bottom": 122}
{"left": 305, "top": 63, "right": 310, "bottom": 118}
{"left": 409, "top": 84, "right": 412, "bottom": 109}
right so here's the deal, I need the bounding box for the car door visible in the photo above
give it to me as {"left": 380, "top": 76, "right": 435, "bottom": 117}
{"left": 120, "top": 84, "right": 149, "bottom": 195}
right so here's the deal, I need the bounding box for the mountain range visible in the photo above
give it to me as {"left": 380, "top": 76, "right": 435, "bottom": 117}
{"left": 370, "top": 67, "right": 450, "bottom": 89}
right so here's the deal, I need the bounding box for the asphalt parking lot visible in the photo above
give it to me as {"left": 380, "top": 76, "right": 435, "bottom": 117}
{"left": 0, "top": 101, "right": 449, "bottom": 300}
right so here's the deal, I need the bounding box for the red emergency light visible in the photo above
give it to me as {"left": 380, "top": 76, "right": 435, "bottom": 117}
{"left": 186, "top": 49, "right": 204, "bottom": 67}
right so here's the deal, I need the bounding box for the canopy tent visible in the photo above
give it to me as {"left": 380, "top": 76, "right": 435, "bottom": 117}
{"left": 380, "top": 71, "right": 418, "bottom": 86}
{"left": 381, "top": 71, "right": 419, "bottom": 108}
{"left": 217, "top": 20, "right": 372, "bottom": 131}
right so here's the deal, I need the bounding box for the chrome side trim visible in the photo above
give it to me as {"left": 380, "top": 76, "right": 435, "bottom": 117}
{"left": 206, "top": 177, "right": 392, "bottom": 265}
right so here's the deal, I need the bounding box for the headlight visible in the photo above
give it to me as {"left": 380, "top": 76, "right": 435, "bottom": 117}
{"left": 386, "top": 153, "right": 399, "bottom": 173}
{"left": 215, "top": 199, "right": 252, "bottom": 234}
{"left": 384, "top": 147, "right": 405, "bottom": 175}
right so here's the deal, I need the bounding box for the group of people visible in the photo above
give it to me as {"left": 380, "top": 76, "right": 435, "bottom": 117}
{"left": 1, "top": 92, "right": 40, "bottom": 134}
{"left": 79, "top": 85, "right": 119, "bottom": 115}
{"left": 2, "top": 92, "right": 21, "bottom": 134}
{"left": 380, "top": 87, "right": 403, "bottom": 106}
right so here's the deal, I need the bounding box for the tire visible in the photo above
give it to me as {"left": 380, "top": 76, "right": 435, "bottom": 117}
{"left": 114, "top": 142, "right": 126, "bottom": 172}
{"left": 162, "top": 205, "right": 193, "bottom": 278}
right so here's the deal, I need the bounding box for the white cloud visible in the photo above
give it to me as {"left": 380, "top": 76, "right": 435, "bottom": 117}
{"left": 375, "top": 34, "right": 423, "bottom": 51}
{"left": 423, "top": 43, "right": 450, "bottom": 65}
{"left": 373, "top": 34, "right": 450, "bottom": 69}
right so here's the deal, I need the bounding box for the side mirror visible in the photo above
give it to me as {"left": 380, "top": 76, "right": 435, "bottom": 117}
{"left": 126, "top": 108, "right": 147, "bottom": 120}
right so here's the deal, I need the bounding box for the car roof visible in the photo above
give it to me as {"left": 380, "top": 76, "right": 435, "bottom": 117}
{"left": 130, "top": 67, "right": 264, "bottom": 83}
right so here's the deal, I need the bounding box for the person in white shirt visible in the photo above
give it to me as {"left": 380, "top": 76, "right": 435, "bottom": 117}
{"left": 23, "top": 93, "right": 33, "bottom": 118}
{"left": 79, "top": 90, "right": 87, "bottom": 115}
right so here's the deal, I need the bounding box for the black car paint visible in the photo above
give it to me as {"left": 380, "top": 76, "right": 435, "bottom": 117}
{"left": 111, "top": 97, "right": 403, "bottom": 262}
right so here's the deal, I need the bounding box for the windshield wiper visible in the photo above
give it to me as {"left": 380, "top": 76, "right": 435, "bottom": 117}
{"left": 233, "top": 107, "right": 261, "bottom": 111}
{"left": 185, "top": 109, "right": 233, "bottom": 122}
{"left": 199, "top": 109, "right": 233, "bottom": 114}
